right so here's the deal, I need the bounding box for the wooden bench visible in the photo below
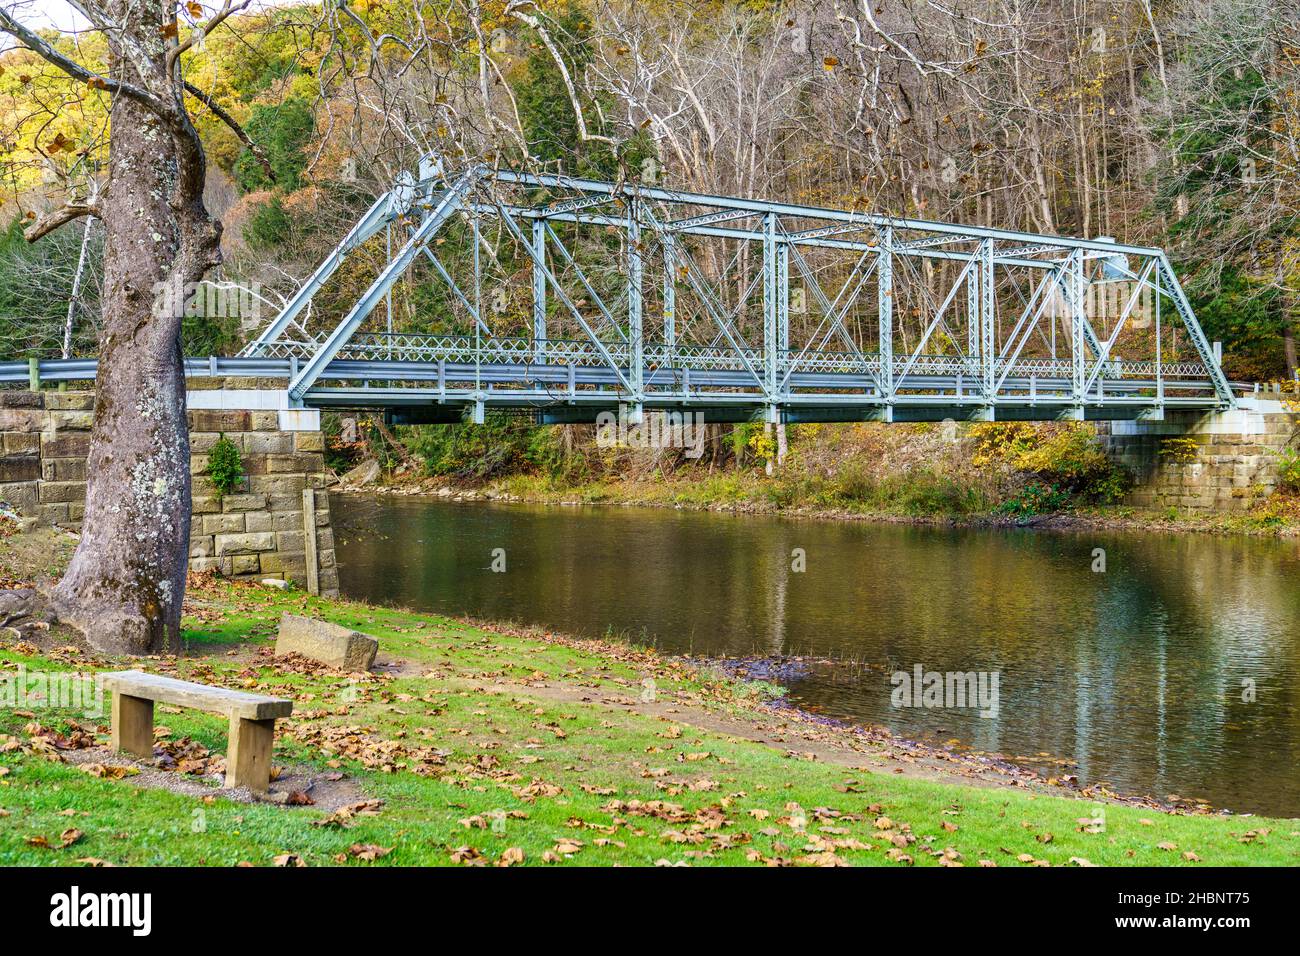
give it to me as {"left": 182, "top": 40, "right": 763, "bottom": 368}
{"left": 100, "top": 670, "right": 293, "bottom": 793}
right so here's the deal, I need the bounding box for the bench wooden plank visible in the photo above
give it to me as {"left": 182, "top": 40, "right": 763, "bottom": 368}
{"left": 100, "top": 671, "right": 293, "bottom": 720}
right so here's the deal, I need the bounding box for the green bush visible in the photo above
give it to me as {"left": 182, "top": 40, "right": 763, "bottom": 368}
{"left": 729, "top": 422, "right": 764, "bottom": 466}
{"left": 1014, "top": 425, "right": 1131, "bottom": 503}
{"left": 893, "top": 469, "right": 984, "bottom": 516}
{"left": 234, "top": 98, "right": 315, "bottom": 193}
{"left": 402, "top": 414, "right": 570, "bottom": 483}
{"left": 207, "top": 434, "right": 244, "bottom": 498}
{"left": 244, "top": 196, "right": 292, "bottom": 250}
{"left": 1276, "top": 447, "right": 1300, "bottom": 494}
{"left": 831, "top": 463, "right": 877, "bottom": 502}
{"left": 997, "top": 483, "right": 1071, "bottom": 517}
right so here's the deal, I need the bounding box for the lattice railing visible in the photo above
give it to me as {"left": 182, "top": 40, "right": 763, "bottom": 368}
{"left": 257, "top": 332, "right": 1210, "bottom": 381}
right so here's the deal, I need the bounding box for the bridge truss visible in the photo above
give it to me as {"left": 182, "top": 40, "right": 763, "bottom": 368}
{"left": 243, "top": 158, "right": 1234, "bottom": 424}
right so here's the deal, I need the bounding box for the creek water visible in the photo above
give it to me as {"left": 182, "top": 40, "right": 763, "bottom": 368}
{"left": 335, "top": 495, "right": 1300, "bottom": 817}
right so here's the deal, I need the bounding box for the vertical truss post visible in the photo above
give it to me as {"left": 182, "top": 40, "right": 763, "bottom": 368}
{"left": 663, "top": 233, "right": 676, "bottom": 355}
{"left": 967, "top": 262, "right": 979, "bottom": 369}
{"left": 531, "top": 217, "right": 547, "bottom": 363}
{"left": 777, "top": 239, "right": 790, "bottom": 392}
{"left": 473, "top": 213, "right": 482, "bottom": 404}
{"left": 980, "top": 239, "right": 995, "bottom": 404}
{"left": 627, "top": 198, "right": 644, "bottom": 419}
{"left": 1069, "top": 249, "right": 1086, "bottom": 407}
{"left": 1155, "top": 267, "right": 1164, "bottom": 407}
{"left": 763, "top": 212, "right": 779, "bottom": 420}
{"left": 878, "top": 227, "right": 894, "bottom": 402}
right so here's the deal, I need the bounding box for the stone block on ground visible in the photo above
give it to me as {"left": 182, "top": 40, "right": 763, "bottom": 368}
{"left": 276, "top": 613, "right": 378, "bottom": 671}
{"left": 341, "top": 458, "right": 381, "bottom": 487}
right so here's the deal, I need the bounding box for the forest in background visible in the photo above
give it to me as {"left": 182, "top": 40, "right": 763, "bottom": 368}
{"left": 1, "top": 0, "right": 1297, "bottom": 377}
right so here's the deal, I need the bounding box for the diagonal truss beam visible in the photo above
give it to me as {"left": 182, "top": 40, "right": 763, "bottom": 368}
{"left": 286, "top": 166, "right": 483, "bottom": 402}
{"left": 245, "top": 189, "right": 406, "bottom": 355}
{"left": 490, "top": 202, "right": 637, "bottom": 394}
{"left": 542, "top": 221, "right": 628, "bottom": 344}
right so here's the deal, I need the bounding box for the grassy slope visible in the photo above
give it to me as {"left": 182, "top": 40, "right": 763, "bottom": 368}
{"left": 1, "top": 584, "right": 1296, "bottom": 867}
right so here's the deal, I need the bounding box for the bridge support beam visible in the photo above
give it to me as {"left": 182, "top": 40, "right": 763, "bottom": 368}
{"left": 662, "top": 233, "right": 676, "bottom": 353}
{"left": 878, "top": 227, "right": 894, "bottom": 401}
{"left": 532, "top": 218, "right": 547, "bottom": 363}
{"left": 762, "top": 212, "right": 779, "bottom": 411}
{"left": 627, "top": 198, "right": 644, "bottom": 422}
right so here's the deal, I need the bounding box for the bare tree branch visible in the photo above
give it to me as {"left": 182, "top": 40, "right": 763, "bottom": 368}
{"left": 0, "top": 5, "right": 160, "bottom": 111}
{"left": 506, "top": 2, "right": 620, "bottom": 148}
{"left": 182, "top": 78, "right": 274, "bottom": 182}
{"left": 23, "top": 200, "right": 101, "bottom": 242}
{"left": 168, "top": 0, "right": 254, "bottom": 71}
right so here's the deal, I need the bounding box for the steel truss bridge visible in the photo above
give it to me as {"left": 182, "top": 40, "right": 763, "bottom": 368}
{"left": 6, "top": 157, "right": 1238, "bottom": 424}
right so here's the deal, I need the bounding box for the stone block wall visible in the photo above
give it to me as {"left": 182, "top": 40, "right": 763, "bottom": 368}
{"left": 1097, "top": 400, "right": 1297, "bottom": 511}
{"left": 0, "top": 386, "right": 338, "bottom": 596}
{"left": 0, "top": 389, "right": 95, "bottom": 525}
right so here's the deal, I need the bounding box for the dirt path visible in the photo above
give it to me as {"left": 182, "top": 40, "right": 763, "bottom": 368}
{"left": 269, "top": 648, "right": 1153, "bottom": 806}
{"left": 134, "top": 632, "right": 1164, "bottom": 811}
{"left": 473, "top": 677, "right": 1074, "bottom": 799}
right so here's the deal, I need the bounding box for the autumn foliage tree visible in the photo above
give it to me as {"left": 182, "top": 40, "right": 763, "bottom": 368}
{"left": 0, "top": 0, "right": 265, "bottom": 652}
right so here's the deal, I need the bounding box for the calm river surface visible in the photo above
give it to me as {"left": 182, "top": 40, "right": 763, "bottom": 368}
{"left": 335, "top": 496, "right": 1300, "bottom": 817}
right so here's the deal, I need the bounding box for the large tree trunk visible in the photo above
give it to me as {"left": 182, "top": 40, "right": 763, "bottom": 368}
{"left": 46, "top": 6, "right": 219, "bottom": 654}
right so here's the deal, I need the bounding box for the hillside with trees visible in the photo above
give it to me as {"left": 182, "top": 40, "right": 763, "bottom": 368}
{"left": 2, "top": 0, "right": 1296, "bottom": 378}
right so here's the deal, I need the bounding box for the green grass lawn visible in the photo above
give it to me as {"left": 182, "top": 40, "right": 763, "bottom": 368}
{"left": 1, "top": 583, "right": 1296, "bottom": 867}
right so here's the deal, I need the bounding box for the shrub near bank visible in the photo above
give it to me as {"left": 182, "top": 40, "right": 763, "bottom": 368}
{"left": 344, "top": 415, "right": 1149, "bottom": 521}
{"left": 972, "top": 422, "right": 1131, "bottom": 513}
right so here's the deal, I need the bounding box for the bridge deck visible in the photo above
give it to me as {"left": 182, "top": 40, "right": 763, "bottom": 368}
{"left": 1, "top": 343, "right": 1235, "bottom": 425}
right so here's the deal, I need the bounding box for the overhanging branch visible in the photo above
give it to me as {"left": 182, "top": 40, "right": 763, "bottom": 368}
{"left": 182, "top": 79, "right": 274, "bottom": 183}
{"left": 24, "top": 200, "right": 101, "bottom": 242}
{"left": 0, "top": 7, "right": 161, "bottom": 112}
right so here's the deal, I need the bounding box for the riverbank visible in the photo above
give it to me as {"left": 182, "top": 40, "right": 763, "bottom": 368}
{"left": 357, "top": 414, "right": 1300, "bottom": 536}
{"left": 2, "top": 526, "right": 1296, "bottom": 866}
{"left": 342, "top": 473, "right": 1300, "bottom": 538}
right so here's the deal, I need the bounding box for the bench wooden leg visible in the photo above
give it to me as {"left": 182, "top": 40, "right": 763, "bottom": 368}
{"left": 110, "top": 693, "right": 154, "bottom": 758}
{"left": 225, "top": 716, "right": 276, "bottom": 792}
